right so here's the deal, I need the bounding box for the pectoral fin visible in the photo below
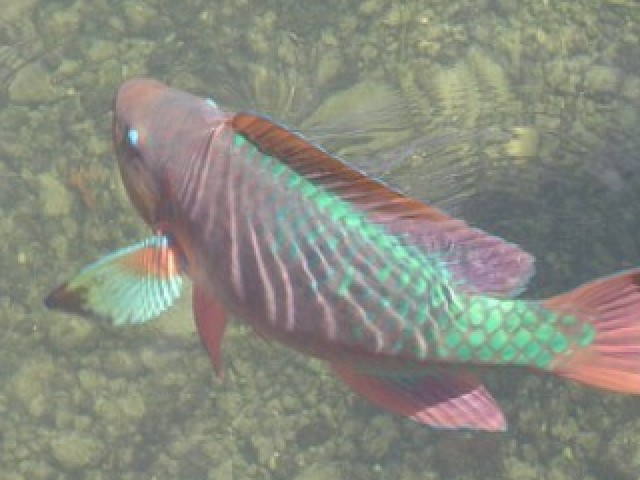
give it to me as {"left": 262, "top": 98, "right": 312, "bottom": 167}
{"left": 333, "top": 365, "right": 506, "bottom": 431}
{"left": 45, "top": 235, "right": 185, "bottom": 325}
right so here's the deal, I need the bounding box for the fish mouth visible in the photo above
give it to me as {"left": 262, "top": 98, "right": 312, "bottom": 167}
{"left": 113, "top": 134, "right": 157, "bottom": 226}
{"left": 117, "top": 157, "right": 159, "bottom": 227}
{"left": 111, "top": 107, "right": 160, "bottom": 228}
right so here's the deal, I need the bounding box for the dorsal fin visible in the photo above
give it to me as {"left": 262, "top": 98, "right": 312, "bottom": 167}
{"left": 230, "top": 113, "right": 534, "bottom": 296}
{"left": 232, "top": 112, "right": 451, "bottom": 222}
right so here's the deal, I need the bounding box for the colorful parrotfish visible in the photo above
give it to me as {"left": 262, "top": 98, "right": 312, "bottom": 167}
{"left": 46, "top": 78, "right": 640, "bottom": 431}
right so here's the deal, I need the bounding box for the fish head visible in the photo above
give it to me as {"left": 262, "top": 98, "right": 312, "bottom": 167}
{"left": 112, "top": 78, "right": 167, "bottom": 226}
{"left": 112, "top": 77, "right": 230, "bottom": 229}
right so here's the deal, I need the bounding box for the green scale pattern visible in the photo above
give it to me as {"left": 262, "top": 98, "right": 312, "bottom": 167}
{"left": 234, "top": 133, "right": 457, "bottom": 359}
{"left": 233, "top": 134, "right": 597, "bottom": 366}
{"left": 439, "top": 296, "right": 596, "bottom": 369}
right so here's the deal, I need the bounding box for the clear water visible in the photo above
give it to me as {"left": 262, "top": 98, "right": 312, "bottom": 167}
{"left": 1, "top": 0, "right": 639, "bottom": 478}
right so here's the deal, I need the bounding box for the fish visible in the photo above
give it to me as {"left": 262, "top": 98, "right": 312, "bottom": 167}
{"left": 45, "top": 78, "right": 640, "bottom": 431}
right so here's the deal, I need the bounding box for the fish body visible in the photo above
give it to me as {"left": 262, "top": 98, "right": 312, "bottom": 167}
{"left": 46, "top": 78, "right": 640, "bottom": 431}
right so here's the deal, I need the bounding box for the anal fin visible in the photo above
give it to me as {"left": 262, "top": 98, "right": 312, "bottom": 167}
{"left": 333, "top": 365, "right": 506, "bottom": 431}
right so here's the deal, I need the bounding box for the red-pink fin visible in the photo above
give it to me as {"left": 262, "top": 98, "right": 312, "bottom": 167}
{"left": 231, "top": 113, "right": 534, "bottom": 296}
{"left": 544, "top": 268, "right": 640, "bottom": 394}
{"left": 332, "top": 365, "right": 506, "bottom": 431}
{"left": 193, "top": 286, "right": 228, "bottom": 380}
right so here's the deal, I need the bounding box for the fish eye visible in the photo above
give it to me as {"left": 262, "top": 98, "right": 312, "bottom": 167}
{"left": 116, "top": 124, "right": 144, "bottom": 163}
{"left": 127, "top": 127, "right": 140, "bottom": 147}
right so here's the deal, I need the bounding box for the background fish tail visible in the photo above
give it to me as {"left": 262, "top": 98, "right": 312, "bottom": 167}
{"left": 543, "top": 268, "right": 640, "bottom": 394}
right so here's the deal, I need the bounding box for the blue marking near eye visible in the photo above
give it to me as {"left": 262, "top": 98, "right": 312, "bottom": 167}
{"left": 127, "top": 128, "right": 139, "bottom": 146}
{"left": 205, "top": 98, "right": 217, "bottom": 107}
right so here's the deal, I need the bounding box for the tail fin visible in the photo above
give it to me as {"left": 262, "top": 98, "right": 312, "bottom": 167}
{"left": 543, "top": 269, "right": 640, "bottom": 394}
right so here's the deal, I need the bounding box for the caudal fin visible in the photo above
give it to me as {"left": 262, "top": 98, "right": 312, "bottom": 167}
{"left": 543, "top": 268, "right": 640, "bottom": 394}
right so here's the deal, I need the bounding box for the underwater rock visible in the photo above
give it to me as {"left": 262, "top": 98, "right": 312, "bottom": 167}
{"left": 0, "top": 473, "right": 25, "bottom": 480}
{"left": 382, "top": 4, "right": 411, "bottom": 27}
{"left": 8, "top": 63, "right": 60, "bottom": 104}
{"left": 502, "top": 457, "right": 539, "bottom": 480}
{"left": 50, "top": 432, "right": 105, "bottom": 469}
{"left": 0, "top": 0, "right": 37, "bottom": 22}
{"left": 621, "top": 74, "right": 640, "bottom": 102}
{"left": 77, "top": 369, "right": 105, "bottom": 392}
{"left": 361, "top": 415, "right": 397, "bottom": 459}
{"left": 43, "top": 2, "right": 81, "bottom": 38}
{"left": 86, "top": 40, "right": 118, "bottom": 64}
{"left": 116, "top": 389, "right": 147, "bottom": 421}
{"left": 603, "top": 418, "right": 640, "bottom": 478}
{"left": 122, "top": 0, "right": 159, "bottom": 31}
{"left": 294, "top": 462, "right": 343, "bottom": 480}
{"left": 584, "top": 64, "right": 621, "bottom": 95}
{"left": 208, "top": 459, "right": 233, "bottom": 480}
{"left": 104, "top": 350, "right": 145, "bottom": 377}
{"left": 359, "top": 0, "right": 385, "bottom": 16}
{"left": 27, "top": 393, "right": 46, "bottom": 418}
{"left": 47, "top": 315, "right": 97, "bottom": 351}
{"left": 10, "top": 357, "right": 55, "bottom": 408}
{"left": 38, "top": 173, "right": 73, "bottom": 217}
{"left": 250, "top": 434, "right": 276, "bottom": 466}
{"left": 316, "top": 51, "right": 343, "bottom": 89}
{"left": 545, "top": 58, "right": 572, "bottom": 92}
{"left": 505, "top": 126, "right": 540, "bottom": 158}
{"left": 92, "top": 387, "right": 147, "bottom": 433}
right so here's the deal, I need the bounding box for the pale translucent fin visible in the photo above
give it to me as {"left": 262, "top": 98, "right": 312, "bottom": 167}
{"left": 45, "top": 235, "right": 185, "bottom": 325}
